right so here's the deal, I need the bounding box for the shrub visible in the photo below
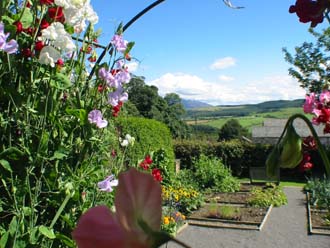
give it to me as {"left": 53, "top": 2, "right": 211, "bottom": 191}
{"left": 305, "top": 177, "right": 330, "bottom": 209}
{"left": 116, "top": 117, "right": 175, "bottom": 172}
{"left": 174, "top": 139, "right": 272, "bottom": 177}
{"left": 192, "top": 154, "right": 240, "bottom": 192}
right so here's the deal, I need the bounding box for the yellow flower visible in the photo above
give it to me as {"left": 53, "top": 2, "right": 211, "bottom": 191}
{"left": 163, "top": 216, "right": 170, "bottom": 225}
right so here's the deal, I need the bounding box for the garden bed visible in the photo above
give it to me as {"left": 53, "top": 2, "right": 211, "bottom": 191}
{"left": 187, "top": 203, "right": 272, "bottom": 230}
{"left": 187, "top": 184, "right": 273, "bottom": 230}
{"left": 306, "top": 192, "right": 330, "bottom": 235}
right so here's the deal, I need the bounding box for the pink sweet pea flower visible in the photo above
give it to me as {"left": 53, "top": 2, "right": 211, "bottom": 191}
{"left": 303, "top": 93, "right": 315, "bottom": 113}
{"left": 320, "top": 90, "right": 330, "bottom": 104}
{"left": 72, "top": 168, "right": 163, "bottom": 248}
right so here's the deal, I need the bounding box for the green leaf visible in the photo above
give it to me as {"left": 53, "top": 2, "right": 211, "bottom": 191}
{"left": 38, "top": 226, "right": 56, "bottom": 239}
{"left": 20, "top": 9, "right": 33, "bottom": 28}
{"left": 50, "top": 73, "right": 71, "bottom": 90}
{"left": 65, "top": 108, "right": 87, "bottom": 125}
{"left": 0, "top": 231, "right": 9, "bottom": 248}
{"left": 29, "top": 227, "right": 39, "bottom": 245}
{"left": 0, "top": 147, "right": 24, "bottom": 160}
{"left": 56, "top": 234, "right": 75, "bottom": 247}
{"left": 116, "top": 23, "right": 124, "bottom": 34}
{"left": 124, "top": 41, "right": 135, "bottom": 55}
{"left": 1, "top": 16, "right": 15, "bottom": 24}
{"left": 23, "top": 207, "right": 32, "bottom": 216}
{"left": 9, "top": 216, "right": 17, "bottom": 236}
{"left": 49, "top": 151, "right": 67, "bottom": 161}
{"left": 0, "top": 159, "right": 12, "bottom": 172}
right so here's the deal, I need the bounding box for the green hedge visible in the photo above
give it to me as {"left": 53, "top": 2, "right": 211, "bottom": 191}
{"left": 174, "top": 139, "right": 272, "bottom": 176}
{"left": 116, "top": 117, "right": 175, "bottom": 172}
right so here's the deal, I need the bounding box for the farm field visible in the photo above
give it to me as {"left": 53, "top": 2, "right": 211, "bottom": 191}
{"left": 185, "top": 107, "right": 307, "bottom": 131}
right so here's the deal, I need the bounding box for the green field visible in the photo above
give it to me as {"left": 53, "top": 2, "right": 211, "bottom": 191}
{"left": 187, "top": 107, "right": 308, "bottom": 131}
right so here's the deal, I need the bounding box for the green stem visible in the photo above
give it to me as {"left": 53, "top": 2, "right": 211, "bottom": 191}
{"left": 50, "top": 193, "right": 71, "bottom": 229}
{"left": 285, "top": 114, "right": 330, "bottom": 177}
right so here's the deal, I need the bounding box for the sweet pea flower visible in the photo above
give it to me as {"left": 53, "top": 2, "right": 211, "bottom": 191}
{"left": 119, "top": 134, "right": 135, "bottom": 147}
{"left": 97, "top": 175, "right": 118, "bottom": 192}
{"left": 303, "top": 93, "right": 315, "bottom": 113}
{"left": 88, "top": 109, "right": 108, "bottom": 128}
{"left": 111, "top": 34, "right": 128, "bottom": 53}
{"left": 320, "top": 90, "right": 330, "bottom": 104}
{"left": 72, "top": 168, "right": 164, "bottom": 248}
{"left": 0, "top": 22, "right": 18, "bottom": 54}
{"left": 108, "top": 87, "right": 128, "bottom": 107}
{"left": 38, "top": 46, "right": 61, "bottom": 67}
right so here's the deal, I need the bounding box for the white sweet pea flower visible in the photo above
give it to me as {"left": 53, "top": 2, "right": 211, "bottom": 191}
{"left": 119, "top": 134, "right": 135, "bottom": 147}
{"left": 56, "top": 0, "right": 98, "bottom": 34}
{"left": 39, "top": 46, "right": 61, "bottom": 67}
{"left": 41, "top": 22, "right": 75, "bottom": 54}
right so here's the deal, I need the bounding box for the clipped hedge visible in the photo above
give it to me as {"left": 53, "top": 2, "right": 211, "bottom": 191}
{"left": 174, "top": 139, "right": 272, "bottom": 176}
{"left": 116, "top": 117, "right": 175, "bottom": 172}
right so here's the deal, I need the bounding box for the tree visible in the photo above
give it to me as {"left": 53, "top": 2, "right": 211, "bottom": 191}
{"left": 283, "top": 28, "right": 330, "bottom": 94}
{"left": 218, "top": 119, "right": 249, "bottom": 141}
{"left": 126, "top": 77, "right": 190, "bottom": 138}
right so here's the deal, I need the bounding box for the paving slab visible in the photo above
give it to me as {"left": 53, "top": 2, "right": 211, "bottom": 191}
{"left": 162, "top": 187, "right": 330, "bottom": 248}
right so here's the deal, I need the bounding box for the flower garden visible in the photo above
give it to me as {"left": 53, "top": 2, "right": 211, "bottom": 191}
{"left": 1, "top": 0, "right": 330, "bottom": 247}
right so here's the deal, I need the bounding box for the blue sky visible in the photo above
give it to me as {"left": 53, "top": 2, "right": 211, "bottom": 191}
{"left": 92, "top": 0, "right": 327, "bottom": 106}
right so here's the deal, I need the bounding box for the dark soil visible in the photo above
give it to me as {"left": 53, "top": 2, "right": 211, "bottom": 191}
{"left": 188, "top": 203, "right": 268, "bottom": 223}
{"left": 189, "top": 183, "right": 270, "bottom": 225}
{"left": 310, "top": 208, "right": 330, "bottom": 230}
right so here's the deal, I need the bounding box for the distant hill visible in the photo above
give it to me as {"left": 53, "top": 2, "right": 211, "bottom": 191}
{"left": 181, "top": 99, "right": 212, "bottom": 109}
{"left": 184, "top": 99, "right": 305, "bottom": 119}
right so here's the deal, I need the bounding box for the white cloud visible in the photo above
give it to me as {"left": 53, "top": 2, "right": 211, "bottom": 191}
{"left": 210, "top": 57, "right": 236, "bottom": 70}
{"left": 147, "top": 73, "right": 306, "bottom": 106}
{"left": 126, "top": 61, "right": 139, "bottom": 72}
{"left": 218, "top": 75, "right": 235, "bottom": 82}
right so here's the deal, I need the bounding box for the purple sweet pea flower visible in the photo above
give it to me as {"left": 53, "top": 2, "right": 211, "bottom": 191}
{"left": 108, "top": 87, "right": 128, "bottom": 107}
{"left": 98, "top": 67, "right": 118, "bottom": 88}
{"left": 97, "top": 175, "right": 118, "bottom": 192}
{"left": 88, "top": 109, "right": 108, "bottom": 128}
{"left": 0, "top": 22, "right": 18, "bottom": 54}
{"left": 115, "top": 70, "right": 131, "bottom": 85}
{"left": 111, "top": 34, "right": 128, "bottom": 53}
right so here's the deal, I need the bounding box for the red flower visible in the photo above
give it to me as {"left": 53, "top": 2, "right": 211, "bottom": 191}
{"left": 40, "top": 18, "right": 50, "bottom": 29}
{"left": 139, "top": 161, "right": 150, "bottom": 170}
{"left": 48, "top": 7, "right": 65, "bottom": 22}
{"left": 299, "top": 161, "right": 313, "bottom": 172}
{"left": 14, "top": 21, "right": 23, "bottom": 33}
{"left": 289, "top": 0, "right": 325, "bottom": 27}
{"left": 40, "top": 0, "right": 54, "bottom": 5}
{"left": 56, "top": 58, "right": 64, "bottom": 66}
{"left": 144, "top": 155, "right": 153, "bottom": 165}
{"left": 112, "top": 101, "right": 123, "bottom": 117}
{"left": 111, "top": 149, "right": 116, "bottom": 158}
{"left": 125, "top": 53, "right": 131, "bottom": 61}
{"left": 23, "top": 27, "right": 34, "bottom": 35}
{"left": 152, "top": 168, "right": 163, "bottom": 182}
{"left": 35, "top": 41, "right": 44, "bottom": 51}
{"left": 88, "top": 56, "right": 97, "bottom": 62}
{"left": 21, "top": 48, "right": 32, "bottom": 58}
{"left": 302, "top": 136, "right": 317, "bottom": 151}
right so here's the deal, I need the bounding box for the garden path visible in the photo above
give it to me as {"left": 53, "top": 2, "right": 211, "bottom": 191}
{"left": 162, "top": 187, "right": 330, "bottom": 248}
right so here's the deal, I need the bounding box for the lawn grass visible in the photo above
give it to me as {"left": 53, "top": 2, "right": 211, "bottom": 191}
{"left": 238, "top": 178, "right": 306, "bottom": 188}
